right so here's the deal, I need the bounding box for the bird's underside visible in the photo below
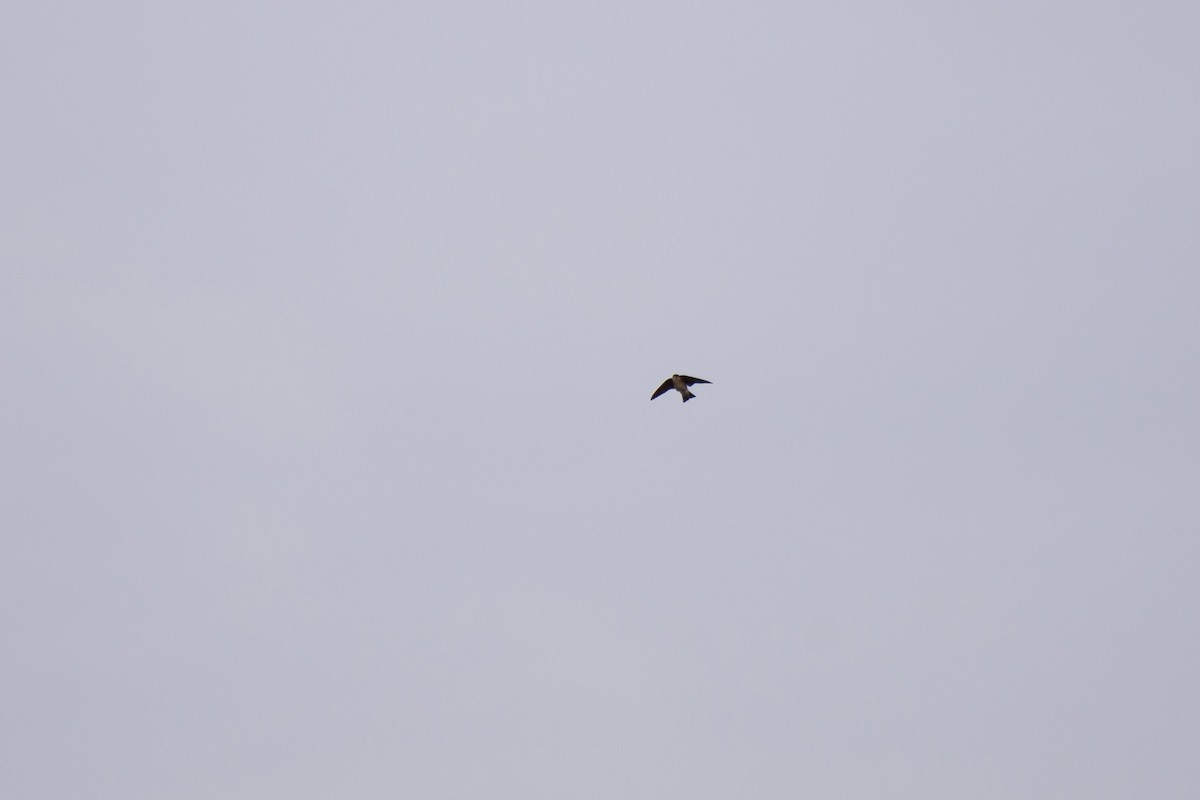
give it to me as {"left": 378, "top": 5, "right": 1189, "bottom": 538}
{"left": 651, "top": 374, "right": 712, "bottom": 402}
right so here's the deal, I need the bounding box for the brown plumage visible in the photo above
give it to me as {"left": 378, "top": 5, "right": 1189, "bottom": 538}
{"left": 651, "top": 374, "right": 712, "bottom": 403}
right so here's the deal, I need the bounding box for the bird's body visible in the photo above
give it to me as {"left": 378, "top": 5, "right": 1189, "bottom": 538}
{"left": 651, "top": 374, "right": 712, "bottom": 403}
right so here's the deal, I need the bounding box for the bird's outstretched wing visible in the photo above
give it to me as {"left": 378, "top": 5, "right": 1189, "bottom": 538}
{"left": 678, "top": 375, "right": 711, "bottom": 386}
{"left": 650, "top": 379, "right": 674, "bottom": 400}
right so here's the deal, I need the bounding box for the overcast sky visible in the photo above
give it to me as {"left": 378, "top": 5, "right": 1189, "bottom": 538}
{"left": 3, "top": 2, "right": 1199, "bottom": 798}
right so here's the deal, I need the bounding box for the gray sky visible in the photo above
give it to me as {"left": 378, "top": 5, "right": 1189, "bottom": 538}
{"left": 3, "top": 2, "right": 1198, "bottom": 798}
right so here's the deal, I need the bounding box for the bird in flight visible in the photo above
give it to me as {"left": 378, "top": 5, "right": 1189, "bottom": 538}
{"left": 651, "top": 374, "right": 712, "bottom": 403}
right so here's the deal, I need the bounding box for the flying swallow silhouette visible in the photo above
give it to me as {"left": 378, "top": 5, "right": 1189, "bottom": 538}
{"left": 651, "top": 374, "right": 712, "bottom": 403}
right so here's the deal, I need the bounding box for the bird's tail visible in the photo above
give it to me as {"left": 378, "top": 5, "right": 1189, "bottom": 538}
{"left": 681, "top": 389, "right": 695, "bottom": 402}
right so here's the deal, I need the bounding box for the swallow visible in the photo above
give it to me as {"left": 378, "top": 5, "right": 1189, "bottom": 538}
{"left": 651, "top": 374, "right": 712, "bottom": 403}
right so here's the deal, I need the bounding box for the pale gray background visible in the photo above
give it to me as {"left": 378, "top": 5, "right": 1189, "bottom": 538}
{"left": 3, "top": 2, "right": 1198, "bottom": 798}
